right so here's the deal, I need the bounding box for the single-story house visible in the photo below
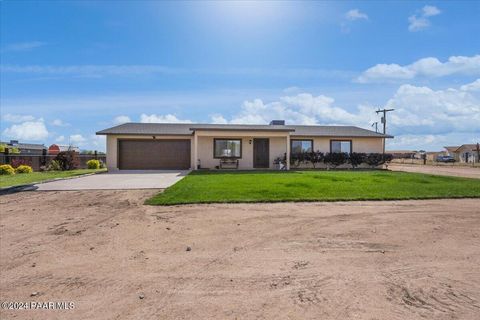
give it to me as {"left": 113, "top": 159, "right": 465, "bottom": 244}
{"left": 0, "top": 140, "right": 46, "bottom": 155}
{"left": 96, "top": 121, "right": 393, "bottom": 171}
{"left": 444, "top": 144, "right": 480, "bottom": 163}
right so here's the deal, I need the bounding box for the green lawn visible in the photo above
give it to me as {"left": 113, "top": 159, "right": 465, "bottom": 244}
{"left": 146, "top": 170, "right": 480, "bottom": 205}
{"left": 0, "top": 169, "right": 106, "bottom": 188}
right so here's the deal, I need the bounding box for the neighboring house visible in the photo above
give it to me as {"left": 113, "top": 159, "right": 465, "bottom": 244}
{"left": 96, "top": 121, "right": 393, "bottom": 171}
{"left": 443, "top": 144, "right": 480, "bottom": 163}
{"left": 444, "top": 146, "right": 460, "bottom": 161}
{"left": 0, "top": 140, "right": 46, "bottom": 154}
{"left": 426, "top": 151, "right": 446, "bottom": 162}
{"left": 48, "top": 144, "right": 80, "bottom": 155}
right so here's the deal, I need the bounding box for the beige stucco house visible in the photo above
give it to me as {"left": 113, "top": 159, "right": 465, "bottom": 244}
{"left": 96, "top": 121, "right": 393, "bottom": 171}
{"left": 444, "top": 144, "right": 480, "bottom": 163}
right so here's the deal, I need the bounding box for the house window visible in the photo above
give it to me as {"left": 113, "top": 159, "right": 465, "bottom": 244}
{"left": 214, "top": 139, "right": 242, "bottom": 158}
{"left": 330, "top": 140, "right": 352, "bottom": 153}
{"left": 291, "top": 140, "right": 313, "bottom": 154}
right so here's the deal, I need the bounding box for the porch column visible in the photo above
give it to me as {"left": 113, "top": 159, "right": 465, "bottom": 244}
{"left": 193, "top": 131, "right": 198, "bottom": 170}
{"left": 286, "top": 134, "right": 290, "bottom": 170}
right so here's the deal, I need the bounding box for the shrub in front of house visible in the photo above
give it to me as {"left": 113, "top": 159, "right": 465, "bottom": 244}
{"left": 15, "top": 165, "right": 33, "bottom": 174}
{"left": 54, "top": 151, "right": 79, "bottom": 170}
{"left": 349, "top": 152, "right": 367, "bottom": 169}
{"left": 290, "top": 152, "right": 307, "bottom": 167}
{"left": 288, "top": 152, "right": 392, "bottom": 169}
{"left": 11, "top": 158, "right": 32, "bottom": 168}
{"left": 306, "top": 151, "right": 325, "bottom": 168}
{"left": 47, "top": 159, "right": 62, "bottom": 171}
{"left": 0, "top": 164, "right": 15, "bottom": 175}
{"left": 86, "top": 159, "right": 101, "bottom": 169}
{"left": 324, "top": 152, "right": 348, "bottom": 168}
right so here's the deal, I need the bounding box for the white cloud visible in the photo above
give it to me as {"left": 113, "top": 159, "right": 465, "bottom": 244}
{"left": 408, "top": 15, "right": 430, "bottom": 32}
{"left": 140, "top": 113, "right": 192, "bottom": 123}
{"left": 2, "top": 118, "right": 49, "bottom": 141}
{"left": 2, "top": 114, "right": 35, "bottom": 123}
{"left": 51, "top": 119, "right": 69, "bottom": 126}
{"left": 0, "top": 64, "right": 354, "bottom": 80}
{"left": 357, "top": 55, "right": 480, "bottom": 83}
{"left": 460, "top": 79, "right": 480, "bottom": 92}
{"left": 113, "top": 115, "right": 131, "bottom": 124}
{"left": 1, "top": 41, "right": 46, "bottom": 52}
{"left": 408, "top": 5, "right": 441, "bottom": 32}
{"left": 345, "top": 9, "right": 368, "bottom": 21}
{"left": 385, "top": 83, "right": 480, "bottom": 136}
{"left": 89, "top": 135, "right": 106, "bottom": 151}
{"left": 69, "top": 134, "right": 86, "bottom": 145}
{"left": 56, "top": 135, "right": 65, "bottom": 142}
{"left": 422, "top": 5, "right": 441, "bottom": 17}
{"left": 220, "top": 93, "right": 373, "bottom": 126}
{"left": 213, "top": 81, "right": 479, "bottom": 150}
{"left": 210, "top": 114, "right": 228, "bottom": 124}
{"left": 64, "top": 134, "right": 105, "bottom": 151}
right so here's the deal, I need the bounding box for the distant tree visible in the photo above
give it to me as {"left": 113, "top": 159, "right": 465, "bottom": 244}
{"left": 0, "top": 144, "right": 20, "bottom": 154}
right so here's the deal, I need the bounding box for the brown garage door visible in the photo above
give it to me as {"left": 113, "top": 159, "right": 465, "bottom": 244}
{"left": 118, "top": 139, "right": 191, "bottom": 170}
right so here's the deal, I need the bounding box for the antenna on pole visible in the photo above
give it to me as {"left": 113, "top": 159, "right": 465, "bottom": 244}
{"left": 375, "top": 108, "right": 394, "bottom": 135}
{"left": 371, "top": 122, "right": 378, "bottom": 133}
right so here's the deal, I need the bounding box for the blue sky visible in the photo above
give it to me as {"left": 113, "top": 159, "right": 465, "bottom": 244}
{"left": 1, "top": 1, "right": 479, "bottom": 151}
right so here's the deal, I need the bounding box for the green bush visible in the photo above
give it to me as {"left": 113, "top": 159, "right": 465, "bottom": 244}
{"left": 0, "top": 164, "right": 15, "bottom": 175}
{"left": 47, "top": 159, "right": 62, "bottom": 171}
{"left": 86, "top": 159, "right": 101, "bottom": 169}
{"left": 15, "top": 165, "right": 33, "bottom": 174}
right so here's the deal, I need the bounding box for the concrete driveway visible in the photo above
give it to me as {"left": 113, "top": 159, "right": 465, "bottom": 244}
{"left": 35, "top": 170, "right": 189, "bottom": 190}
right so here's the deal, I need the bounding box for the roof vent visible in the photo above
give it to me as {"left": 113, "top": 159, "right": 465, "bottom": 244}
{"left": 269, "top": 120, "right": 285, "bottom": 125}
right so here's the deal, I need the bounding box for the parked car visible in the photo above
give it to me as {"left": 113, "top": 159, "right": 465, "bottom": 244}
{"left": 436, "top": 155, "right": 456, "bottom": 163}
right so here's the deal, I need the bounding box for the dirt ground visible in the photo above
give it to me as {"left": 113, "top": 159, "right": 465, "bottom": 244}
{"left": 389, "top": 163, "right": 480, "bottom": 179}
{"left": 1, "top": 191, "right": 479, "bottom": 320}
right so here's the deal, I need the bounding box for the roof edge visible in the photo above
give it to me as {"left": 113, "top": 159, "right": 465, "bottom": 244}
{"left": 189, "top": 127, "right": 295, "bottom": 132}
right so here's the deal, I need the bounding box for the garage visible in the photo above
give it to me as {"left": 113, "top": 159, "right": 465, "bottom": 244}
{"left": 118, "top": 139, "right": 191, "bottom": 170}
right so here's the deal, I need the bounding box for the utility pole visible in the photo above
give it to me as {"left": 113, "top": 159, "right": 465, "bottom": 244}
{"left": 375, "top": 108, "right": 394, "bottom": 156}
{"left": 376, "top": 108, "right": 395, "bottom": 134}
{"left": 371, "top": 122, "right": 378, "bottom": 133}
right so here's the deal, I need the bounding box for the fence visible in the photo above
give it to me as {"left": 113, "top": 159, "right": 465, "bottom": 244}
{"left": 390, "top": 158, "right": 479, "bottom": 168}
{"left": 0, "top": 153, "right": 107, "bottom": 171}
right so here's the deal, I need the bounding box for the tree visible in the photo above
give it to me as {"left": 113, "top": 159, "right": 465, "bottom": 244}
{"left": 0, "top": 144, "right": 20, "bottom": 154}
{"left": 54, "top": 151, "right": 79, "bottom": 170}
